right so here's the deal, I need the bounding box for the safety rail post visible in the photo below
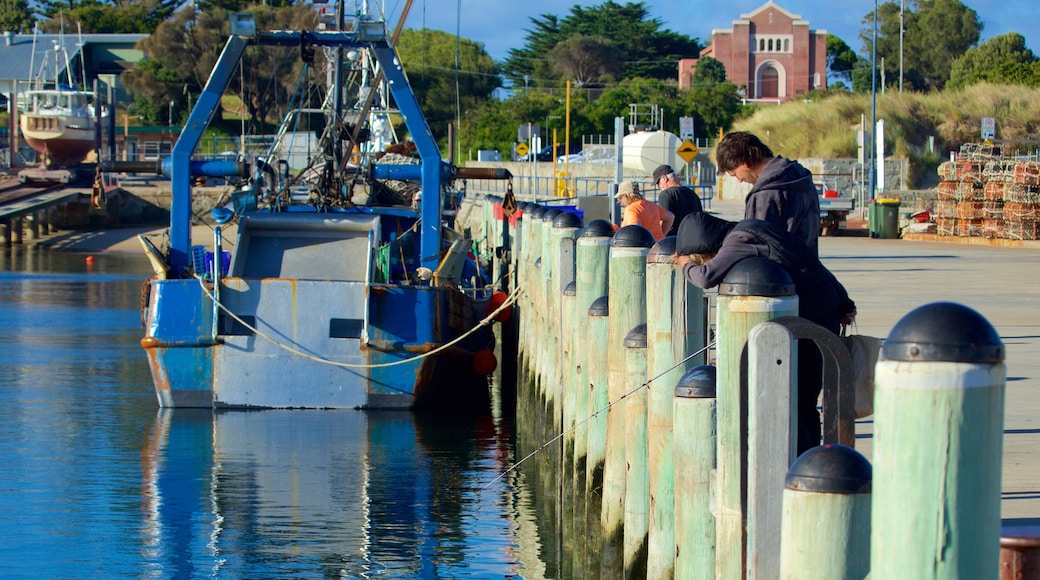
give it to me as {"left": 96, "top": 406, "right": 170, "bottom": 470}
{"left": 623, "top": 323, "right": 650, "bottom": 579}
{"left": 646, "top": 236, "right": 705, "bottom": 580}
{"left": 575, "top": 219, "right": 614, "bottom": 577}
{"left": 870, "top": 302, "right": 1005, "bottom": 579}
{"left": 673, "top": 365, "right": 717, "bottom": 580}
{"left": 715, "top": 257, "right": 798, "bottom": 579}
{"left": 779, "top": 444, "right": 872, "bottom": 579}
{"left": 601, "top": 224, "right": 655, "bottom": 576}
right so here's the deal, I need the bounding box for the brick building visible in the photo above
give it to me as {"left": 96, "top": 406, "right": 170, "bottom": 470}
{"left": 680, "top": 1, "right": 827, "bottom": 101}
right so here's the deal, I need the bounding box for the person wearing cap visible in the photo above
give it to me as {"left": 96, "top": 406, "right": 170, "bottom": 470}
{"left": 652, "top": 164, "right": 703, "bottom": 238}
{"left": 674, "top": 212, "right": 856, "bottom": 454}
{"left": 715, "top": 131, "right": 821, "bottom": 257}
{"left": 616, "top": 180, "right": 674, "bottom": 241}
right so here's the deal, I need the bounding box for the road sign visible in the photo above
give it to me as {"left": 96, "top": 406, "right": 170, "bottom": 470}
{"left": 679, "top": 116, "right": 695, "bottom": 140}
{"left": 515, "top": 142, "right": 529, "bottom": 157}
{"left": 677, "top": 140, "right": 700, "bottom": 163}
{"left": 981, "top": 117, "right": 996, "bottom": 141}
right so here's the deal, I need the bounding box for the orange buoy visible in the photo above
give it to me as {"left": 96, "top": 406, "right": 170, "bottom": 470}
{"left": 485, "top": 291, "right": 512, "bottom": 323}
{"left": 85, "top": 256, "right": 95, "bottom": 264}
{"left": 472, "top": 348, "right": 497, "bottom": 375}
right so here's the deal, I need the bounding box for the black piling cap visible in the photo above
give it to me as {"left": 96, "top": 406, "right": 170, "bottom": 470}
{"left": 581, "top": 219, "right": 615, "bottom": 238}
{"left": 719, "top": 257, "right": 795, "bottom": 297}
{"left": 785, "top": 444, "right": 872, "bottom": 494}
{"left": 612, "top": 224, "right": 656, "bottom": 248}
{"left": 529, "top": 205, "right": 548, "bottom": 220}
{"left": 542, "top": 208, "right": 564, "bottom": 223}
{"left": 517, "top": 201, "right": 532, "bottom": 212}
{"left": 648, "top": 236, "right": 677, "bottom": 264}
{"left": 589, "top": 295, "right": 609, "bottom": 317}
{"left": 553, "top": 211, "right": 583, "bottom": 229}
{"left": 563, "top": 281, "right": 577, "bottom": 296}
{"left": 675, "top": 364, "right": 716, "bottom": 398}
{"left": 883, "top": 301, "right": 1003, "bottom": 363}
{"left": 534, "top": 257, "right": 542, "bottom": 269}
{"left": 623, "top": 323, "right": 648, "bottom": 349}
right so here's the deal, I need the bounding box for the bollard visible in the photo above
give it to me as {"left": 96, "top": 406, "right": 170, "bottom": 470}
{"left": 715, "top": 257, "right": 798, "bottom": 580}
{"left": 871, "top": 302, "right": 1005, "bottom": 579}
{"left": 623, "top": 323, "right": 650, "bottom": 579}
{"left": 646, "top": 236, "right": 705, "bottom": 580}
{"left": 585, "top": 294, "right": 610, "bottom": 579}
{"left": 673, "top": 364, "right": 717, "bottom": 580}
{"left": 602, "top": 225, "right": 655, "bottom": 577}
{"left": 779, "top": 444, "right": 872, "bottom": 579}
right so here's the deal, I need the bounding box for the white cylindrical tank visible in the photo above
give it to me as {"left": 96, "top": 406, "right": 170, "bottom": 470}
{"left": 622, "top": 131, "right": 683, "bottom": 175}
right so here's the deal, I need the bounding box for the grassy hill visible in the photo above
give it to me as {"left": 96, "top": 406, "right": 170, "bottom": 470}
{"left": 731, "top": 83, "right": 1040, "bottom": 188}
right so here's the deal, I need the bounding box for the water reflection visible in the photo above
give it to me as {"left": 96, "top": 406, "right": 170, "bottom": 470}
{"left": 141, "top": 409, "right": 537, "bottom": 577}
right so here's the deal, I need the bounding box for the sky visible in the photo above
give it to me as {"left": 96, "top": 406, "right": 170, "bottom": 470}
{"left": 391, "top": 0, "right": 1038, "bottom": 63}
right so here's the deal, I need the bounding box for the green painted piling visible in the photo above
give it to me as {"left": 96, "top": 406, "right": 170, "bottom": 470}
{"left": 674, "top": 365, "right": 717, "bottom": 580}
{"left": 623, "top": 323, "right": 650, "bottom": 579}
{"left": 602, "top": 225, "right": 655, "bottom": 577}
{"left": 645, "top": 237, "right": 705, "bottom": 580}
{"left": 539, "top": 208, "right": 563, "bottom": 422}
{"left": 780, "top": 444, "right": 872, "bottom": 580}
{"left": 715, "top": 258, "right": 798, "bottom": 580}
{"left": 871, "top": 302, "right": 1005, "bottom": 580}
{"left": 561, "top": 280, "right": 581, "bottom": 579}
{"left": 575, "top": 220, "right": 613, "bottom": 578}
{"left": 585, "top": 295, "right": 611, "bottom": 579}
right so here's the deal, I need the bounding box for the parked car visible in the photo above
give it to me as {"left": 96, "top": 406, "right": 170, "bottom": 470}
{"left": 521, "top": 143, "right": 582, "bottom": 162}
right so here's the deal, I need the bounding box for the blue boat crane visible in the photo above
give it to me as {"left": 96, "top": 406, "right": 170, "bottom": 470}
{"left": 167, "top": 20, "right": 444, "bottom": 276}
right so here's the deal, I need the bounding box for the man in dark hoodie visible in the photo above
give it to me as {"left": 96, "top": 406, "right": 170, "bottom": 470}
{"left": 674, "top": 212, "right": 857, "bottom": 454}
{"left": 715, "top": 131, "right": 821, "bottom": 257}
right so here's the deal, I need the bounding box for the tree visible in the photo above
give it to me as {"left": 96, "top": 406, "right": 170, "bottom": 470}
{"left": 395, "top": 28, "right": 500, "bottom": 143}
{"left": 123, "top": 4, "right": 318, "bottom": 127}
{"left": 826, "top": 34, "right": 858, "bottom": 85}
{"left": 949, "top": 32, "right": 1040, "bottom": 89}
{"left": 683, "top": 57, "right": 741, "bottom": 137}
{"left": 549, "top": 34, "right": 622, "bottom": 85}
{"left": 502, "top": 1, "right": 700, "bottom": 85}
{"left": 861, "top": 0, "right": 981, "bottom": 91}
{"left": 36, "top": 0, "right": 179, "bottom": 33}
{"left": 0, "top": 0, "right": 35, "bottom": 33}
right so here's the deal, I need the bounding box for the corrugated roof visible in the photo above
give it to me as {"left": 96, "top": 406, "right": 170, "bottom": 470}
{"left": 0, "top": 32, "right": 146, "bottom": 87}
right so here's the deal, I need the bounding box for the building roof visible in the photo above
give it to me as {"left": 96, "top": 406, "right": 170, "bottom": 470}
{"left": 0, "top": 32, "right": 146, "bottom": 90}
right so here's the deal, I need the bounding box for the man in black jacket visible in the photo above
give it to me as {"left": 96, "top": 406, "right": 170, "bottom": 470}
{"left": 652, "top": 164, "right": 703, "bottom": 237}
{"left": 716, "top": 131, "right": 821, "bottom": 257}
{"left": 675, "top": 212, "right": 857, "bottom": 454}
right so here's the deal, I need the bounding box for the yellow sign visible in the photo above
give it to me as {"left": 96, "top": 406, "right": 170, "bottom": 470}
{"left": 677, "top": 140, "right": 700, "bottom": 164}
{"left": 515, "top": 142, "right": 529, "bottom": 157}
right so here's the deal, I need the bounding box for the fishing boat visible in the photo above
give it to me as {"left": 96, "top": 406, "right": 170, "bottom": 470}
{"left": 19, "top": 86, "right": 101, "bottom": 167}
{"left": 133, "top": 3, "right": 512, "bottom": 410}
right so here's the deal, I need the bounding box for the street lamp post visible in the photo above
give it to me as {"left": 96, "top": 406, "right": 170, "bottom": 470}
{"left": 899, "top": 0, "right": 904, "bottom": 93}
{"left": 169, "top": 100, "right": 175, "bottom": 127}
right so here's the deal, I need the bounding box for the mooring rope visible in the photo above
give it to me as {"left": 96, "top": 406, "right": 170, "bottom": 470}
{"left": 480, "top": 340, "right": 717, "bottom": 492}
{"left": 194, "top": 276, "right": 523, "bottom": 370}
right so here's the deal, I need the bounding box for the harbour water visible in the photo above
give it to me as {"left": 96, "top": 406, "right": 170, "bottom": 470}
{"left": 0, "top": 248, "right": 556, "bottom": 578}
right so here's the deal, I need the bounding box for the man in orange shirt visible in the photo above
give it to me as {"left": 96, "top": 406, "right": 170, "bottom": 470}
{"left": 616, "top": 180, "right": 674, "bottom": 240}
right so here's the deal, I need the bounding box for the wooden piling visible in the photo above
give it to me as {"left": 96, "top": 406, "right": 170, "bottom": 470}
{"left": 623, "top": 323, "right": 649, "bottom": 579}
{"left": 673, "top": 365, "right": 717, "bottom": 580}
{"left": 779, "top": 444, "right": 872, "bottom": 579}
{"left": 645, "top": 237, "right": 705, "bottom": 580}
{"left": 871, "top": 302, "right": 1005, "bottom": 579}
{"left": 602, "top": 225, "right": 655, "bottom": 577}
{"left": 715, "top": 257, "right": 798, "bottom": 579}
{"left": 585, "top": 294, "right": 610, "bottom": 579}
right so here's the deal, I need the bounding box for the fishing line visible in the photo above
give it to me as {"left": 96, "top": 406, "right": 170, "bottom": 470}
{"left": 480, "top": 340, "right": 716, "bottom": 492}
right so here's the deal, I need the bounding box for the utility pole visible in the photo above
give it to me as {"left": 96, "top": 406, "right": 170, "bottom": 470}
{"left": 899, "top": 0, "right": 904, "bottom": 93}
{"left": 869, "top": 0, "right": 878, "bottom": 203}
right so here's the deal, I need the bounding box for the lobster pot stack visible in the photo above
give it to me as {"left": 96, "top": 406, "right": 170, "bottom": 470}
{"left": 935, "top": 143, "right": 1040, "bottom": 240}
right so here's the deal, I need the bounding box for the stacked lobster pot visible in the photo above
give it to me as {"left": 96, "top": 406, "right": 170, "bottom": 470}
{"left": 935, "top": 143, "right": 1040, "bottom": 240}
